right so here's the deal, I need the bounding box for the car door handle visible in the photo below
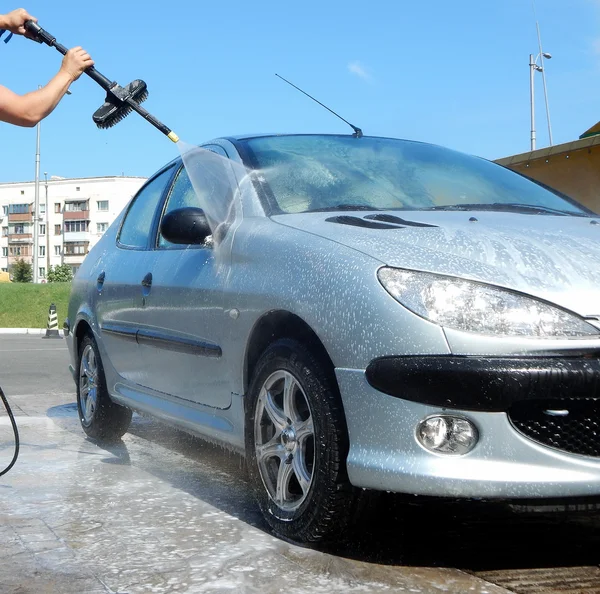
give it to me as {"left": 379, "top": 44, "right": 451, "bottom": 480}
{"left": 141, "top": 273, "right": 152, "bottom": 306}
{"left": 141, "top": 273, "right": 153, "bottom": 288}
{"left": 96, "top": 271, "right": 105, "bottom": 292}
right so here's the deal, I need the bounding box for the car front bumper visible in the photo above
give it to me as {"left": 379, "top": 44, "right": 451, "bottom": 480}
{"left": 336, "top": 358, "right": 600, "bottom": 499}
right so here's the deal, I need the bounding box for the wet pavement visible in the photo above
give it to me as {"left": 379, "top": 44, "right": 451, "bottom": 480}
{"left": 1, "top": 336, "right": 599, "bottom": 593}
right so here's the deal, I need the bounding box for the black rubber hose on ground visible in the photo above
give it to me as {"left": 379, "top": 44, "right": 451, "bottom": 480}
{"left": 0, "top": 386, "right": 19, "bottom": 477}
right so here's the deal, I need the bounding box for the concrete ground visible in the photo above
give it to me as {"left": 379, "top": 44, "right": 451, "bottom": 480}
{"left": 0, "top": 336, "right": 599, "bottom": 594}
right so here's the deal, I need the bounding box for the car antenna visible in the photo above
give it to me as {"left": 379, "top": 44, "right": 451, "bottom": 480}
{"left": 275, "top": 74, "right": 363, "bottom": 138}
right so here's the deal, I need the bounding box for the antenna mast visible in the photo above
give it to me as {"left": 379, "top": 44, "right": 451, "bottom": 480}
{"left": 275, "top": 74, "right": 363, "bottom": 138}
{"left": 531, "top": 0, "right": 553, "bottom": 146}
{"left": 536, "top": 22, "right": 553, "bottom": 146}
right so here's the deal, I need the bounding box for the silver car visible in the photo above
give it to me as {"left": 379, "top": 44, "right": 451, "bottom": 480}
{"left": 66, "top": 134, "right": 600, "bottom": 543}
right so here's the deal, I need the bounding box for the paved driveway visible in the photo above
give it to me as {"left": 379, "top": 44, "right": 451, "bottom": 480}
{"left": 0, "top": 336, "right": 599, "bottom": 593}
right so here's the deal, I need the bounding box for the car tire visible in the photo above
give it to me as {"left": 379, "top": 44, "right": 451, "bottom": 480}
{"left": 77, "top": 334, "right": 132, "bottom": 442}
{"left": 245, "top": 338, "right": 358, "bottom": 543}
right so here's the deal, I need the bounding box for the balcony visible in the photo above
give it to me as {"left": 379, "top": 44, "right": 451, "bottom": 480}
{"left": 63, "top": 231, "right": 90, "bottom": 242}
{"left": 8, "top": 212, "right": 32, "bottom": 223}
{"left": 7, "top": 254, "right": 32, "bottom": 263}
{"left": 63, "top": 210, "right": 90, "bottom": 221}
{"left": 8, "top": 233, "right": 33, "bottom": 243}
{"left": 63, "top": 253, "right": 87, "bottom": 264}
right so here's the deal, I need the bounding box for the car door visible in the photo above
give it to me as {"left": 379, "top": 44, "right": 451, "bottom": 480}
{"left": 135, "top": 151, "right": 237, "bottom": 409}
{"left": 96, "top": 165, "right": 176, "bottom": 385}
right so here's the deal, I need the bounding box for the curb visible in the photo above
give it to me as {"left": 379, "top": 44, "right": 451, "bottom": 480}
{"left": 0, "top": 328, "right": 47, "bottom": 335}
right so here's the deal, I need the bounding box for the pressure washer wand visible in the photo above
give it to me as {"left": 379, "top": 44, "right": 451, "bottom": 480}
{"left": 0, "top": 385, "right": 19, "bottom": 478}
{"left": 24, "top": 21, "right": 179, "bottom": 143}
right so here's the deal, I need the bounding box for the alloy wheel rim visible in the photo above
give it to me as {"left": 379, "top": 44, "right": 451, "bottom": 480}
{"left": 79, "top": 345, "right": 98, "bottom": 424}
{"left": 254, "top": 370, "right": 315, "bottom": 512}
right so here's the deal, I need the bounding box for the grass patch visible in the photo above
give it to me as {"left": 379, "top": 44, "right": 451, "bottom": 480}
{"left": 0, "top": 283, "right": 71, "bottom": 328}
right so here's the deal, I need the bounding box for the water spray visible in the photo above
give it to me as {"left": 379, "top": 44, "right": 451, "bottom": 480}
{"left": 24, "top": 21, "right": 179, "bottom": 143}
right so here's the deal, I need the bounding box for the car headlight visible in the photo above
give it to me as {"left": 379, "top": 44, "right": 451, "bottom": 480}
{"left": 378, "top": 267, "right": 599, "bottom": 338}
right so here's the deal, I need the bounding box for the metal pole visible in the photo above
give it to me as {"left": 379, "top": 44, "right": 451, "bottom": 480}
{"left": 529, "top": 54, "right": 536, "bottom": 152}
{"left": 33, "top": 97, "right": 41, "bottom": 284}
{"left": 44, "top": 173, "right": 50, "bottom": 276}
{"left": 536, "top": 22, "right": 553, "bottom": 146}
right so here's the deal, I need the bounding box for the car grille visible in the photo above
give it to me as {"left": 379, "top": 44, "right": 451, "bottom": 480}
{"left": 509, "top": 398, "right": 600, "bottom": 458}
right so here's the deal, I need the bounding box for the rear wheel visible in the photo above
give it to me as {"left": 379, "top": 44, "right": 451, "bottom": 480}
{"left": 77, "top": 334, "right": 132, "bottom": 441}
{"left": 245, "top": 338, "right": 357, "bottom": 543}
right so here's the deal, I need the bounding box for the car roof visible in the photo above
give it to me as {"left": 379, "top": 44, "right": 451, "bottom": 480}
{"left": 224, "top": 133, "right": 404, "bottom": 142}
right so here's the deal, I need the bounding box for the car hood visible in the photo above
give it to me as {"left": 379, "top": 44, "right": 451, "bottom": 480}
{"left": 272, "top": 211, "right": 600, "bottom": 317}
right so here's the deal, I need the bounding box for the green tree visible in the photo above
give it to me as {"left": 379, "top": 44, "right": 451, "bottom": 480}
{"left": 11, "top": 259, "right": 33, "bottom": 283}
{"left": 47, "top": 264, "right": 73, "bottom": 283}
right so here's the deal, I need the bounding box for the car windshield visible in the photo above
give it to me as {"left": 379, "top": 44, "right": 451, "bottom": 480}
{"left": 241, "top": 135, "right": 590, "bottom": 216}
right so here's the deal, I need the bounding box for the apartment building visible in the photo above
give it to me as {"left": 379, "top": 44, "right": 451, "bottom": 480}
{"left": 0, "top": 176, "right": 146, "bottom": 280}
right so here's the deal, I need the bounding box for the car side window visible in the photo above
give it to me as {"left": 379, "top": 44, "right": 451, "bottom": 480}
{"left": 118, "top": 167, "right": 175, "bottom": 249}
{"left": 206, "top": 145, "right": 229, "bottom": 158}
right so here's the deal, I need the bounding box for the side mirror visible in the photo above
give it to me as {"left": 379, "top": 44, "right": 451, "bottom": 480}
{"left": 160, "top": 207, "right": 212, "bottom": 245}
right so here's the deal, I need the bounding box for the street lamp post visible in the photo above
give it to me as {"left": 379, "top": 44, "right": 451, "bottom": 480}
{"left": 44, "top": 172, "right": 50, "bottom": 277}
{"left": 529, "top": 51, "right": 551, "bottom": 152}
{"left": 33, "top": 105, "right": 41, "bottom": 283}
{"left": 529, "top": 54, "right": 537, "bottom": 152}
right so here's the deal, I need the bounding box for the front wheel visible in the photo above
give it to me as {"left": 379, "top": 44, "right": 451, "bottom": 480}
{"left": 77, "top": 334, "right": 132, "bottom": 442}
{"left": 245, "top": 338, "right": 357, "bottom": 543}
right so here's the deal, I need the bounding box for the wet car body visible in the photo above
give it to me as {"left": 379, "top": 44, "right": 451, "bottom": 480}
{"left": 66, "top": 134, "right": 600, "bottom": 541}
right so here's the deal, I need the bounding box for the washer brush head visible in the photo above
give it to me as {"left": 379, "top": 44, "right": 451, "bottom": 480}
{"left": 93, "top": 79, "right": 148, "bottom": 129}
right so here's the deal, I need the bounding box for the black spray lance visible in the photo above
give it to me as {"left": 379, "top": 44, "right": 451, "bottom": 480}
{"left": 24, "top": 21, "right": 179, "bottom": 143}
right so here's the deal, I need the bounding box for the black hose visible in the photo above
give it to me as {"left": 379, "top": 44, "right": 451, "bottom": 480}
{"left": 0, "top": 386, "right": 19, "bottom": 477}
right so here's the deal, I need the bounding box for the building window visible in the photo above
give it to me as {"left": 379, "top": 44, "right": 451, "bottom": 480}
{"left": 39, "top": 224, "right": 46, "bottom": 235}
{"left": 2, "top": 206, "right": 7, "bottom": 216}
{"left": 54, "top": 245, "right": 61, "bottom": 256}
{"left": 11, "top": 224, "right": 25, "bottom": 235}
{"left": 64, "top": 221, "right": 89, "bottom": 233}
{"left": 71, "top": 265, "right": 79, "bottom": 276}
{"left": 54, "top": 203, "right": 61, "bottom": 213}
{"left": 39, "top": 267, "right": 46, "bottom": 278}
{"left": 20, "top": 190, "right": 25, "bottom": 195}
{"left": 8, "top": 203, "right": 29, "bottom": 214}
{"left": 40, "top": 203, "right": 46, "bottom": 214}
{"left": 39, "top": 245, "right": 46, "bottom": 257}
{"left": 97, "top": 200, "right": 109, "bottom": 211}
{"left": 55, "top": 224, "right": 61, "bottom": 235}
{"left": 64, "top": 201, "right": 88, "bottom": 212}
{"left": 1, "top": 248, "right": 7, "bottom": 257}
{"left": 76, "top": 187, "right": 80, "bottom": 191}
{"left": 97, "top": 222, "right": 109, "bottom": 233}
{"left": 2, "top": 227, "right": 7, "bottom": 237}
{"left": 64, "top": 242, "right": 88, "bottom": 255}
{"left": 9, "top": 247, "right": 22, "bottom": 256}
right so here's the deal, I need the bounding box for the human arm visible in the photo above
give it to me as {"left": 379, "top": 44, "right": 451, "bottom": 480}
{"left": 0, "top": 46, "right": 94, "bottom": 127}
{"left": 0, "top": 8, "right": 36, "bottom": 36}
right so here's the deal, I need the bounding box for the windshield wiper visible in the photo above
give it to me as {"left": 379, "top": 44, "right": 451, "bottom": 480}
{"left": 309, "top": 204, "right": 382, "bottom": 213}
{"left": 420, "top": 203, "right": 589, "bottom": 217}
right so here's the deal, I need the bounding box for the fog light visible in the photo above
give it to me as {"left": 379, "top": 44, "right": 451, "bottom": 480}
{"left": 416, "top": 415, "right": 478, "bottom": 455}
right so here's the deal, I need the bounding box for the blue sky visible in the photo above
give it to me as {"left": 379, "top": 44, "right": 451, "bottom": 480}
{"left": 1, "top": 0, "right": 600, "bottom": 182}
